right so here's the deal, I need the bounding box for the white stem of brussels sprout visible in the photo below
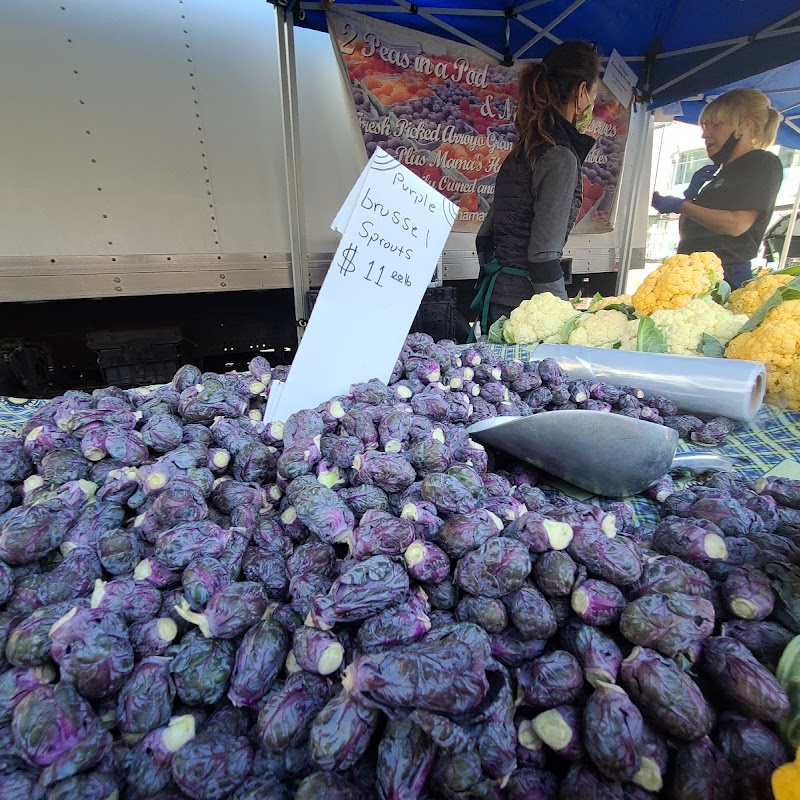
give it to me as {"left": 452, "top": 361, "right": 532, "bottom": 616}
{"left": 703, "top": 534, "right": 728, "bottom": 560}
{"left": 449, "top": 378, "right": 463, "bottom": 389}
{"left": 249, "top": 381, "right": 266, "bottom": 396}
{"left": 601, "top": 513, "right": 618, "bottom": 538}
{"left": 59, "top": 541, "right": 77, "bottom": 557}
{"left": 330, "top": 400, "right": 347, "bottom": 419}
{"left": 532, "top": 710, "right": 573, "bottom": 751}
{"left": 212, "top": 451, "right": 231, "bottom": 469}
{"left": 35, "top": 664, "right": 57, "bottom": 684}
{"left": 432, "top": 428, "right": 445, "bottom": 444}
{"left": 269, "top": 421, "right": 285, "bottom": 441}
{"left": 543, "top": 520, "right": 574, "bottom": 550}
{"left": 730, "top": 597, "right": 760, "bottom": 619}
{"left": 633, "top": 757, "right": 664, "bottom": 792}
{"left": 487, "top": 511, "right": 504, "bottom": 531}
{"left": 156, "top": 618, "right": 178, "bottom": 643}
{"left": 401, "top": 503, "right": 420, "bottom": 522}
{"left": 90, "top": 579, "right": 108, "bottom": 608}
{"left": 106, "top": 790, "right": 120, "bottom": 800}
{"left": 84, "top": 447, "right": 105, "bottom": 462}
{"left": 404, "top": 541, "right": 426, "bottom": 568}
{"left": 396, "top": 386, "right": 413, "bottom": 399}
{"left": 384, "top": 440, "right": 402, "bottom": 454}
{"left": 280, "top": 507, "right": 297, "bottom": 525}
{"left": 585, "top": 668, "right": 614, "bottom": 687}
{"left": 341, "top": 665, "right": 356, "bottom": 693}
{"left": 285, "top": 650, "right": 301, "bottom": 674}
{"left": 249, "top": 410, "right": 263, "bottom": 423}
{"left": 49, "top": 606, "right": 79, "bottom": 636}
{"left": 25, "top": 426, "right": 43, "bottom": 443}
{"left": 352, "top": 455, "right": 363, "bottom": 471}
{"left": 427, "top": 369, "right": 441, "bottom": 383}
{"left": 517, "top": 719, "right": 543, "bottom": 750}
{"left": 23, "top": 475, "right": 44, "bottom": 494}
{"left": 305, "top": 610, "right": 332, "bottom": 632}
{"left": 133, "top": 559, "right": 153, "bottom": 580}
{"left": 162, "top": 715, "right": 196, "bottom": 752}
{"left": 146, "top": 471, "right": 169, "bottom": 491}
{"left": 317, "top": 643, "right": 344, "bottom": 675}
{"left": 173, "top": 600, "right": 212, "bottom": 638}
{"left": 571, "top": 589, "right": 589, "bottom": 616}
{"left": 418, "top": 613, "right": 431, "bottom": 633}
{"left": 318, "top": 467, "right": 343, "bottom": 489}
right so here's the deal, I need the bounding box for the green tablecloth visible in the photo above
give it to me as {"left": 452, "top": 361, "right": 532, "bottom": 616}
{"left": 2, "top": 391, "right": 798, "bottom": 527}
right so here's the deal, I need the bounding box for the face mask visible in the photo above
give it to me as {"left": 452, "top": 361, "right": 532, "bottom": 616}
{"left": 710, "top": 132, "right": 738, "bottom": 166}
{"left": 575, "top": 89, "right": 593, "bottom": 133}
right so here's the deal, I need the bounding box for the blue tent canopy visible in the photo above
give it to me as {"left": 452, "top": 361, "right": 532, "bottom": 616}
{"left": 289, "top": 0, "right": 800, "bottom": 106}
{"left": 675, "top": 62, "right": 800, "bottom": 150}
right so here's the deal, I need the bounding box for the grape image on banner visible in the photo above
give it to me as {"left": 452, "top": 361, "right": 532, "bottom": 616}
{"left": 328, "top": 10, "right": 630, "bottom": 234}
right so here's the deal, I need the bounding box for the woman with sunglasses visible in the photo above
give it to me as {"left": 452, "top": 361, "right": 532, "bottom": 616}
{"left": 472, "top": 41, "right": 601, "bottom": 333}
{"left": 652, "top": 88, "right": 783, "bottom": 289}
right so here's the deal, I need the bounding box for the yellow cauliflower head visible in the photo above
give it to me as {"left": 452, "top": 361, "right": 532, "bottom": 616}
{"left": 649, "top": 296, "right": 748, "bottom": 356}
{"left": 567, "top": 309, "right": 631, "bottom": 348}
{"left": 728, "top": 273, "right": 794, "bottom": 316}
{"left": 588, "top": 294, "right": 633, "bottom": 312}
{"left": 503, "top": 292, "right": 577, "bottom": 345}
{"left": 632, "top": 252, "right": 724, "bottom": 315}
{"left": 726, "top": 298, "right": 800, "bottom": 409}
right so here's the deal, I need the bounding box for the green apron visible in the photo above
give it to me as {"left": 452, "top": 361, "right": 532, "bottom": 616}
{"left": 467, "top": 258, "right": 529, "bottom": 343}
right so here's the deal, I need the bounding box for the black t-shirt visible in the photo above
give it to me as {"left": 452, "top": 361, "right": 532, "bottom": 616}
{"left": 678, "top": 149, "right": 783, "bottom": 265}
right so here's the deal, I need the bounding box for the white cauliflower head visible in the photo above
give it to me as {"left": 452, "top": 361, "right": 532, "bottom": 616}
{"left": 503, "top": 292, "right": 577, "bottom": 345}
{"left": 619, "top": 319, "right": 642, "bottom": 351}
{"left": 649, "top": 296, "right": 748, "bottom": 356}
{"left": 567, "top": 309, "right": 631, "bottom": 348}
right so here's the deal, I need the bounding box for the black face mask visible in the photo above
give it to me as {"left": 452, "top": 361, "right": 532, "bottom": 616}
{"left": 710, "top": 132, "right": 739, "bottom": 166}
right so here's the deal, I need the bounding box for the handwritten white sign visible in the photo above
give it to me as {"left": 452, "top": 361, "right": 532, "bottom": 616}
{"left": 270, "top": 148, "right": 458, "bottom": 422}
{"left": 603, "top": 49, "right": 638, "bottom": 108}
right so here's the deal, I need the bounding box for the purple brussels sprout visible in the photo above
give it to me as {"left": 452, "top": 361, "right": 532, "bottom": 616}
{"left": 560, "top": 621, "right": 623, "bottom": 687}
{"left": 630, "top": 723, "right": 669, "bottom": 794}
{"left": 352, "top": 451, "right": 416, "bottom": 493}
{"left": 583, "top": 682, "right": 644, "bottom": 781}
{"left": 25, "top": 424, "right": 80, "bottom": 463}
{"left": 232, "top": 441, "right": 278, "bottom": 485}
{"left": 81, "top": 425, "right": 149, "bottom": 465}
{"left": 376, "top": 715, "right": 437, "bottom": 800}
{"left": 720, "top": 566, "right": 775, "bottom": 621}
{"left": 35, "top": 545, "right": 101, "bottom": 606}
{"left": 45, "top": 771, "right": 120, "bottom": 800}
{"left": 571, "top": 578, "right": 626, "bottom": 626}
{"left": 172, "top": 364, "right": 203, "bottom": 392}
{"left": 504, "top": 767, "right": 557, "bottom": 800}
{"left": 399, "top": 501, "right": 444, "bottom": 542}
{"left": 411, "top": 392, "right": 450, "bottom": 421}
{"left": 287, "top": 540, "right": 336, "bottom": 580}
{"left": 716, "top": 712, "right": 787, "bottom": 800}
{"left": 516, "top": 484, "right": 547, "bottom": 512}
{"left": 421, "top": 465, "right": 487, "bottom": 515}
{"left": 671, "top": 736, "right": 735, "bottom": 800}
{"left": 647, "top": 474, "right": 675, "bottom": 503}
{"left": 141, "top": 415, "right": 184, "bottom": 454}
{"left": 6, "top": 600, "right": 79, "bottom": 667}
{"left": 0, "top": 438, "right": 33, "bottom": 482}
{"left": 89, "top": 577, "right": 163, "bottom": 627}
{"left": 289, "top": 571, "right": 333, "bottom": 619}
{"left": 228, "top": 619, "right": 287, "bottom": 707}
{"left": 378, "top": 410, "right": 411, "bottom": 452}
{"left": 518, "top": 650, "right": 583, "bottom": 710}
{"left": 454, "top": 537, "right": 531, "bottom": 598}
{"left": 341, "top": 409, "right": 379, "bottom": 447}
{"left": 537, "top": 358, "right": 567, "bottom": 386}
{"left": 242, "top": 548, "right": 288, "bottom": 598}
{"left": 284, "top": 478, "right": 354, "bottom": 545}
{"left": 129, "top": 618, "right": 179, "bottom": 659}
{"left": 234, "top": 776, "right": 292, "bottom": 800}
{"left": 690, "top": 416, "right": 737, "bottom": 445}
{"left": 514, "top": 719, "right": 546, "bottom": 769}
{"left": 619, "top": 646, "right": 712, "bottom": 741}
{"left": 701, "top": 636, "right": 790, "bottom": 723}
{"left": 408, "top": 438, "right": 452, "bottom": 475}
{"left": 291, "top": 626, "right": 344, "bottom": 675}
{"left": 0, "top": 664, "right": 57, "bottom": 725}
{"left": 503, "top": 584, "right": 558, "bottom": 640}
{"left": 720, "top": 619, "right": 795, "bottom": 670}
{"left": 0, "top": 482, "right": 12, "bottom": 516}
{"left": 283, "top": 409, "right": 325, "bottom": 448}
{"left": 116, "top": 656, "right": 175, "bottom": 744}
{"left": 325, "top": 435, "right": 364, "bottom": 469}
{"left": 567, "top": 527, "right": 642, "bottom": 586}
{"left": 532, "top": 705, "right": 584, "bottom": 761}
{"left": 533, "top": 550, "right": 578, "bottom": 596}
{"left": 629, "top": 555, "right": 712, "bottom": 600}
{"left": 49, "top": 606, "right": 134, "bottom": 698}
{"left": 124, "top": 714, "right": 197, "bottom": 800}
{"left": 349, "top": 510, "right": 415, "bottom": 559}
{"left": 307, "top": 555, "right": 409, "bottom": 630}
{"left": 663, "top": 414, "right": 704, "bottom": 439}
{"left": 652, "top": 516, "right": 728, "bottom": 569}
{"left": 39, "top": 447, "right": 91, "bottom": 484}
{"left": 343, "top": 623, "right": 490, "bottom": 715}
{"left": 170, "top": 635, "right": 234, "bottom": 707}
{"left": 404, "top": 540, "right": 450, "bottom": 583}
{"left": 455, "top": 595, "right": 509, "bottom": 634}
{"left": 309, "top": 691, "right": 379, "bottom": 772}
{"left": 178, "top": 383, "right": 247, "bottom": 424}
{"left": 257, "top": 671, "right": 332, "bottom": 751}
{"left": 171, "top": 732, "right": 253, "bottom": 800}
{"left": 295, "top": 772, "right": 363, "bottom": 800}
{"left": 338, "top": 484, "right": 389, "bottom": 518}
{"left": 11, "top": 681, "right": 112, "bottom": 789}
{"left": 507, "top": 512, "right": 574, "bottom": 553}
{"left": 489, "top": 629, "right": 547, "bottom": 669}
{"left": 355, "top": 587, "right": 431, "bottom": 652}
{"left": 154, "top": 521, "right": 230, "bottom": 569}
{"left": 132, "top": 556, "right": 182, "bottom": 589}
{"left": 409, "top": 709, "right": 473, "bottom": 755}
{"left": 277, "top": 436, "right": 322, "bottom": 480}
{"left": 173, "top": 581, "right": 267, "bottom": 639}
{"left": 437, "top": 510, "right": 503, "bottom": 559}
{"left": 95, "top": 467, "right": 143, "bottom": 506}
{"left": 96, "top": 527, "right": 143, "bottom": 576}
{"left": 620, "top": 592, "right": 715, "bottom": 659}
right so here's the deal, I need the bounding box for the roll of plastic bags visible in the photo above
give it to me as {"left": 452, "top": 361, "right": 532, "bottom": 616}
{"left": 532, "top": 344, "right": 766, "bottom": 421}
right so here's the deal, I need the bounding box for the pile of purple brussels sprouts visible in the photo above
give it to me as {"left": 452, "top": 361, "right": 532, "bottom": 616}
{"left": 0, "top": 332, "right": 797, "bottom": 800}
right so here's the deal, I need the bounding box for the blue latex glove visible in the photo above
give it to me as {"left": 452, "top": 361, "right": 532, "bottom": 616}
{"left": 684, "top": 164, "right": 717, "bottom": 199}
{"left": 652, "top": 192, "right": 684, "bottom": 215}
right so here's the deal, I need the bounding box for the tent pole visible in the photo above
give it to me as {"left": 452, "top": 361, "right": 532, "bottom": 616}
{"left": 275, "top": 5, "right": 310, "bottom": 344}
{"left": 513, "top": 0, "right": 587, "bottom": 60}
{"left": 616, "top": 105, "right": 651, "bottom": 295}
{"left": 778, "top": 179, "right": 800, "bottom": 270}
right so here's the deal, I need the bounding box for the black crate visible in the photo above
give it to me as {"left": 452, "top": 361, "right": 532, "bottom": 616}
{"left": 307, "top": 287, "right": 456, "bottom": 342}
{"left": 87, "top": 327, "right": 182, "bottom": 389}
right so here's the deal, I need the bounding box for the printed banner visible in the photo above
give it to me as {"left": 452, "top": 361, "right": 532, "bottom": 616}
{"left": 329, "top": 11, "right": 630, "bottom": 234}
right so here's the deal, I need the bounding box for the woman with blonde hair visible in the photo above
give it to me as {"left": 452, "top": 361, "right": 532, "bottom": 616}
{"left": 471, "top": 40, "right": 601, "bottom": 332}
{"left": 652, "top": 87, "right": 783, "bottom": 288}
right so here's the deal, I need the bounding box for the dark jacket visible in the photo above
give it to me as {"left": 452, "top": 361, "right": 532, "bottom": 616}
{"left": 477, "top": 116, "right": 595, "bottom": 306}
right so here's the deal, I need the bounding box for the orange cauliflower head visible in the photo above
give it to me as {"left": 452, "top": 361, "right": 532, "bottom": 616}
{"left": 632, "top": 252, "right": 724, "bottom": 316}
{"left": 728, "top": 273, "right": 794, "bottom": 316}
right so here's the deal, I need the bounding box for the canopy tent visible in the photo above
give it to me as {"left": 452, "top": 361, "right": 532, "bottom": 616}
{"left": 674, "top": 62, "right": 800, "bottom": 150}
{"left": 287, "top": 0, "right": 800, "bottom": 107}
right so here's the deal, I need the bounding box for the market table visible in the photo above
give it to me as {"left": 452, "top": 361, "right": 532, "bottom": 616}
{"left": 3, "top": 389, "right": 799, "bottom": 527}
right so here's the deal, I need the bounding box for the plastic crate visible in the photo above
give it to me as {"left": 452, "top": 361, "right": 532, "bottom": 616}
{"left": 306, "top": 286, "right": 456, "bottom": 342}
{"left": 87, "top": 328, "right": 182, "bottom": 389}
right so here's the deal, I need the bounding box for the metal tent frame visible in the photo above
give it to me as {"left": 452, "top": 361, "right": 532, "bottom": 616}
{"left": 271, "top": 0, "right": 800, "bottom": 336}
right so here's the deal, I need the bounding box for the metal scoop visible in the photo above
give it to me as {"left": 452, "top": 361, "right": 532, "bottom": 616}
{"left": 468, "top": 410, "right": 734, "bottom": 498}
